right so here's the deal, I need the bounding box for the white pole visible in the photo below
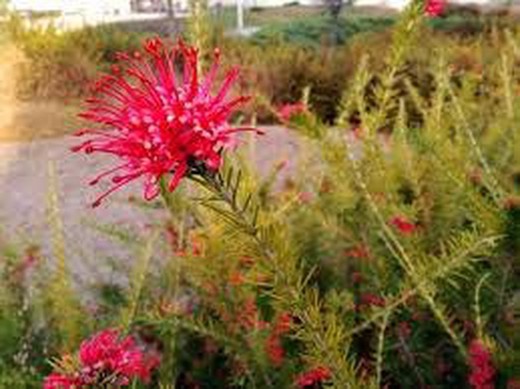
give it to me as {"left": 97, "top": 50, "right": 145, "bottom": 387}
{"left": 237, "top": 0, "right": 243, "bottom": 32}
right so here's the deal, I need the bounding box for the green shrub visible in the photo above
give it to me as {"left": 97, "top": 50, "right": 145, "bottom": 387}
{"left": 252, "top": 15, "right": 395, "bottom": 46}
{"left": 10, "top": 21, "right": 144, "bottom": 99}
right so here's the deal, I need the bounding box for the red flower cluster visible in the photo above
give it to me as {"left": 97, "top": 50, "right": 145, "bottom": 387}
{"left": 277, "top": 102, "right": 308, "bottom": 122}
{"left": 295, "top": 366, "right": 332, "bottom": 388}
{"left": 73, "top": 37, "right": 257, "bottom": 207}
{"left": 344, "top": 244, "right": 370, "bottom": 259}
{"left": 390, "top": 216, "right": 418, "bottom": 235}
{"left": 425, "top": 0, "right": 445, "bottom": 17}
{"left": 265, "top": 312, "right": 292, "bottom": 367}
{"left": 360, "top": 293, "right": 386, "bottom": 308}
{"left": 468, "top": 340, "right": 495, "bottom": 389}
{"left": 44, "top": 329, "right": 159, "bottom": 388}
{"left": 236, "top": 298, "right": 267, "bottom": 331}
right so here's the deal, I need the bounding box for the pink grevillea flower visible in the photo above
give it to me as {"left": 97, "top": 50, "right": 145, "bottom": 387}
{"left": 468, "top": 340, "right": 495, "bottom": 389}
{"left": 295, "top": 366, "right": 332, "bottom": 388}
{"left": 72, "top": 37, "right": 257, "bottom": 207}
{"left": 44, "top": 329, "right": 160, "bottom": 388}
{"left": 425, "top": 0, "right": 445, "bottom": 17}
{"left": 44, "top": 373, "right": 79, "bottom": 389}
{"left": 390, "top": 216, "right": 418, "bottom": 235}
{"left": 277, "top": 102, "right": 308, "bottom": 122}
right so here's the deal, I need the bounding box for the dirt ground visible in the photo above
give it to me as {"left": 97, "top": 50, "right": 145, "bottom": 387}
{"left": 0, "top": 126, "right": 299, "bottom": 287}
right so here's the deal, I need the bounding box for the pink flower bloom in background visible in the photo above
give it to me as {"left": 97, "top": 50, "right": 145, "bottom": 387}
{"left": 44, "top": 373, "right": 79, "bottom": 389}
{"left": 425, "top": 0, "right": 446, "bottom": 17}
{"left": 298, "top": 191, "right": 314, "bottom": 204}
{"left": 277, "top": 102, "right": 308, "bottom": 122}
{"left": 72, "top": 38, "right": 258, "bottom": 207}
{"left": 390, "top": 216, "right": 418, "bottom": 235}
{"left": 295, "top": 365, "right": 332, "bottom": 388}
{"left": 44, "top": 329, "right": 160, "bottom": 388}
{"left": 468, "top": 340, "right": 495, "bottom": 389}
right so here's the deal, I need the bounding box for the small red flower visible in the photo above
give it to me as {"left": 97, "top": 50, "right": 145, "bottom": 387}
{"left": 360, "top": 293, "right": 386, "bottom": 308}
{"left": 265, "top": 312, "right": 292, "bottom": 367}
{"left": 508, "top": 379, "right": 520, "bottom": 389}
{"left": 295, "top": 366, "right": 332, "bottom": 388}
{"left": 397, "top": 321, "right": 412, "bottom": 339}
{"left": 390, "top": 216, "right": 418, "bottom": 235}
{"left": 425, "top": 0, "right": 445, "bottom": 17}
{"left": 351, "top": 271, "right": 363, "bottom": 284}
{"left": 44, "top": 329, "right": 160, "bottom": 388}
{"left": 298, "top": 191, "right": 313, "bottom": 204}
{"left": 345, "top": 245, "right": 370, "bottom": 259}
{"left": 273, "top": 312, "right": 292, "bottom": 335}
{"left": 73, "top": 38, "right": 259, "bottom": 207}
{"left": 468, "top": 340, "right": 495, "bottom": 389}
{"left": 239, "top": 255, "right": 255, "bottom": 267}
{"left": 229, "top": 271, "right": 245, "bottom": 286}
{"left": 265, "top": 335, "right": 285, "bottom": 367}
{"left": 236, "top": 298, "right": 266, "bottom": 330}
{"left": 277, "top": 102, "right": 308, "bottom": 122}
{"left": 44, "top": 373, "right": 79, "bottom": 389}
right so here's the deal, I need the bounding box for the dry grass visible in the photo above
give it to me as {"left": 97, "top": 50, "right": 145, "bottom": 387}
{"left": 0, "top": 42, "right": 80, "bottom": 142}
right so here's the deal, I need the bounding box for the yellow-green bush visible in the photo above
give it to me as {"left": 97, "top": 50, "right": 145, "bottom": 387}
{"left": 8, "top": 18, "right": 143, "bottom": 99}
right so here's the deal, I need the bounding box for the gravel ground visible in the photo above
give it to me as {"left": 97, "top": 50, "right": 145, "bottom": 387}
{"left": 0, "top": 126, "right": 300, "bottom": 285}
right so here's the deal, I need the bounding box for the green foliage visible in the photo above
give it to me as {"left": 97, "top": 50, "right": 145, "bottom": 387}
{"left": 44, "top": 163, "right": 86, "bottom": 352}
{"left": 252, "top": 16, "right": 395, "bottom": 46}
{"left": 8, "top": 18, "right": 144, "bottom": 99}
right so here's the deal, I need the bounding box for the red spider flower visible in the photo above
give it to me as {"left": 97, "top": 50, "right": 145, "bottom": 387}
{"left": 44, "top": 373, "right": 79, "bottom": 389}
{"left": 390, "top": 216, "right": 418, "bottom": 235}
{"left": 425, "top": 0, "right": 445, "bottom": 17}
{"left": 468, "top": 340, "right": 495, "bottom": 389}
{"left": 44, "top": 329, "right": 160, "bottom": 388}
{"left": 295, "top": 366, "right": 332, "bottom": 388}
{"left": 265, "top": 312, "right": 292, "bottom": 367}
{"left": 277, "top": 102, "right": 308, "bottom": 122}
{"left": 72, "top": 37, "right": 258, "bottom": 207}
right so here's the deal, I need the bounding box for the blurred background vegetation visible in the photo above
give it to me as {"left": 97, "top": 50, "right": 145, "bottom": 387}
{"left": 0, "top": 3, "right": 517, "bottom": 140}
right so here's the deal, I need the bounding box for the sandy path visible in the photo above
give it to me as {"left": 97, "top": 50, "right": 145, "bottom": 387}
{"left": 0, "top": 127, "right": 299, "bottom": 286}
